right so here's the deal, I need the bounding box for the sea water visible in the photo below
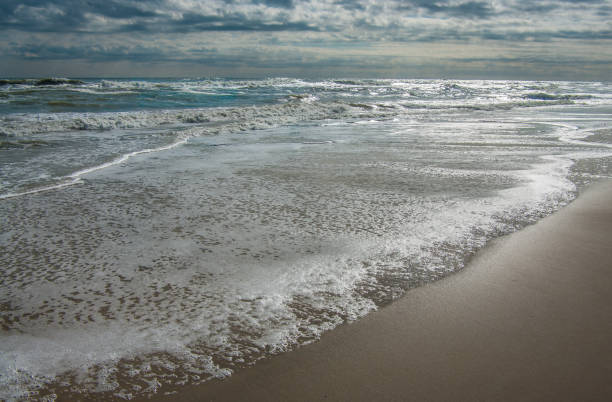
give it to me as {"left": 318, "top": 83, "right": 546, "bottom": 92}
{"left": 1, "top": 78, "right": 612, "bottom": 400}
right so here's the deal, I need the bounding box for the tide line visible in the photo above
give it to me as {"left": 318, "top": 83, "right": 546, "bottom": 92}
{"left": 0, "top": 138, "right": 188, "bottom": 201}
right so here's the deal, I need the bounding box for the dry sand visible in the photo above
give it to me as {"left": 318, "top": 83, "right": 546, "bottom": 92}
{"left": 149, "top": 180, "right": 612, "bottom": 401}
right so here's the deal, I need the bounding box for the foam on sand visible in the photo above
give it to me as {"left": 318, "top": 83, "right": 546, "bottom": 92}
{"left": 166, "top": 180, "right": 612, "bottom": 401}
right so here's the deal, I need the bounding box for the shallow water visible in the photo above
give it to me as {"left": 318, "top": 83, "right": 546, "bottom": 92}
{"left": 1, "top": 78, "right": 612, "bottom": 400}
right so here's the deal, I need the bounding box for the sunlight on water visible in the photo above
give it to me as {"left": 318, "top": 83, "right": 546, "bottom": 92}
{"left": 1, "top": 78, "right": 612, "bottom": 400}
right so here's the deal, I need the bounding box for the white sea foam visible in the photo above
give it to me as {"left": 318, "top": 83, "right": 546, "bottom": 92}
{"left": 0, "top": 138, "right": 188, "bottom": 200}
{"left": 0, "top": 99, "right": 358, "bottom": 137}
{"left": 1, "top": 79, "right": 611, "bottom": 400}
{"left": 2, "top": 79, "right": 606, "bottom": 138}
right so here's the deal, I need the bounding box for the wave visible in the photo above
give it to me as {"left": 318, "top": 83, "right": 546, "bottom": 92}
{"left": 0, "top": 78, "right": 84, "bottom": 87}
{"left": 0, "top": 138, "right": 187, "bottom": 200}
{"left": 2, "top": 79, "right": 605, "bottom": 120}
{"left": 0, "top": 97, "right": 387, "bottom": 137}
{"left": 399, "top": 98, "right": 578, "bottom": 111}
{"left": 0, "top": 139, "right": 50, "bottom": 149}
{"left": 0, "top": 92, "right": 592, "bottom": 138}
{"left": 524, "top": 92, "right": 594, "bottom": 101}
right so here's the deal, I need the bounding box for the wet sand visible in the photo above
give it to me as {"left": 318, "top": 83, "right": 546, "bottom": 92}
{"left": 149, "top": 180, "right": 612, "bottom": 401}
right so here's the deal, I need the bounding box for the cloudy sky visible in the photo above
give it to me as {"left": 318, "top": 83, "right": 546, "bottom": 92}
{"left": 1, "top": 0, "right": 611, "bottom": 80}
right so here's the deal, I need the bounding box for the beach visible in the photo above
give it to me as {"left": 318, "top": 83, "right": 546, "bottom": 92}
{"left": 2, "top": 0, "right": 612, "bottom": 396}
{"left": 2, "top": 78, "right": 612, "bottom": 400}
{"left": 150, "top": 180, "right": 612, "bottom": 401}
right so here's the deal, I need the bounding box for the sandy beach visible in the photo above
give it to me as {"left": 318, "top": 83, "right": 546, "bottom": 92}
{"left": 3, "top": 0, "right": 612, "bottom": 398}
{"left": 147, "top": 180, "right": 612, "bottom": 401}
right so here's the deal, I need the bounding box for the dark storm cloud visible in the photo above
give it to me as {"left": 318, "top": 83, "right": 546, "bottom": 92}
{"left": 2, "top": 1, "right": 228, "bottom": 32}
{"left": 407, "top": 0, "right": 494, "bottom": 18}
{"left": 479, "top": 29, "right": 612, "bottom": 41}
{"left": 456, "top": 55, "right": 612, "bottom": 65}
{"left": 15, "top": 43, "right": 159, "bottom": 61}
{"left": 0, "top": 0, "right": 160, "bottom": 32}
{"left": 513, "top": 0, "right": 605, "bottom": 13}
{"left": 0, "top": 0, "right": 498, "bottom": 34}
{"left": 597, "top": 5, "right": 612, "bottom": 14}
{"left": 7, "top": 39, "right": 387, "bottom": 71}
{"left": 160, "top": 14, "right": 319, "bottom": 33}
{"left": 0, "top": 0, "right": 315, "bottom": 33}
{"left": 255, "top": 0, "right": 294, "bottom": 8}
{"left": 332, "top": 0, "right": 366, "bottom": 11}
{"left": 513, "top": 3, "right": 557, "bottom": 13}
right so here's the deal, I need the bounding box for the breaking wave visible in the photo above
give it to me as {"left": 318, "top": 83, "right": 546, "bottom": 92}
{"left": 0, "top": 95, "right": 596, "bottom": 138}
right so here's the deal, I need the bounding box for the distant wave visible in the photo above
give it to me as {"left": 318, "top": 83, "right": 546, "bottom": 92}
{"left": 524, "top": 92, "right": 594, "bottom": 101}
{"left": 0, "top": 77, "right": 84, "bottom": 86}
{"left": 0, "top": 97, "right": 376, "bottom": 137}
{"left": 0, "top": 95, "right": 592, "bottom": 138}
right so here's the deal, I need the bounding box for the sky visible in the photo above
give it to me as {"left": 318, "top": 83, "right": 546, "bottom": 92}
{"left": 1, "top": 0, "right": 611, "bottom": 80}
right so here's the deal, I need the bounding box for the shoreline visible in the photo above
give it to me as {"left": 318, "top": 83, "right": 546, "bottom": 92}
{"left": 146, "top": 180, "right": 612, "bottom": 401}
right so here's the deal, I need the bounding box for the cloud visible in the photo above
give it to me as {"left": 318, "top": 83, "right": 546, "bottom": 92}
{"left": 0, "top": 1, "right": 163, "bottom": 33}
{"left": 478, "top": 29, "right": 612, "bottom": 41}
{"left": 403, "top": 1, "right": 495, "bottom": 18}
{"left": 9, "top": 42, "right": 185, "bottom": 62}
{"left": 0, "top": 0, "right": 318, "bottom": 33}
{"left": 1, "top": 0, "right": 610, "bottom": 38}
{"left": 597, "top": 5, "right": 612, "bottom": 14}
{"left": 1, "top": 1, "right": 611, "bottom": 80}
{"left": 256, "top": 0, "right": 294, "bottom": 8}
{"left": 558, "top": 0, "right": 604, "bottom": 3}
{"left": 161, "top": 13, "right": 319, "bottom": 33}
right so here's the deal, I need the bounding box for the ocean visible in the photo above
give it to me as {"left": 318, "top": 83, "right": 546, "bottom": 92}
{"left": 1, "top": 78, "right": 612, "bottom": 400}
